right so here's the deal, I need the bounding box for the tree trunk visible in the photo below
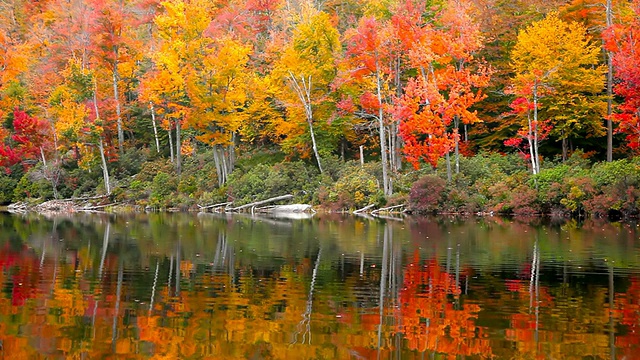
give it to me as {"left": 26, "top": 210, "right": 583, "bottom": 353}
{"left": 445, "top": 151, "right": 452, "bottom": 182}
{"left": 308, "top": 118, "right": 323, "bottom": 174}
{"left": 533, "top": 80, "right": 541, "bottom": 174}
{"left": 606, "top": 0, "right": 614, "bottom": 162}
{"left": 212, "top": 145, "right": 223, "bottom": 186}
{"left": 93, "top": 85, "right": 111, "bottom": 195}
{"left": 167, "top": 123, "right": 174, "bottom": 164}
{"left": 112, "top": 58, "right": 124, "bottom": 154}
{"left": 176, "top": 117, "right": 182, "bottom": 176}
{"left": 98, "top": 138, "right": 111, "bottom": 195}
{"left": 287, "top": 72, "right": 323, "bottom": 174}
{"left": 150, "top": 102, "right": 160, "bottom": 153}
{"left": 375, "top": 63, "right": 391, "bottom": 196}
{"left": 527, "top": 112, "right": 537, "bottom": 175}
{"left": 454, "top": 116, "right": 460, "bottom": 174}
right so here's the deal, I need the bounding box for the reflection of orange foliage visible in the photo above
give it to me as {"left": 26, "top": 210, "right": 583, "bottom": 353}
{"left": 399, "top": 255, "right": 492, "bottom": 357}
{"left": 615, "top": 277, "right": 640, "bottom": 356}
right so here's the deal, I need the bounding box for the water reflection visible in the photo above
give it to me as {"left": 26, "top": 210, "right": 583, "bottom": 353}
{"left": 0, "top": 212, "right": 640, "bottom": 358}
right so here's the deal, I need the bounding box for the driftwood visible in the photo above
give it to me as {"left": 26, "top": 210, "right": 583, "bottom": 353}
{"left": 7, "top": 202, "right": 28, "bottom": 213}
{"left": 228, "top": 194, "right": 294, "bottom": 212}
{"left": 371, "top": 204, "right": 405, "bottom": 215}
{"left": 198, "top": 202, "right": 233, "bottom": 211}
{"left": 271, "top": 204, "right": 313, "bottom": 213}
{"left": 8, "top": 196, "right": 114, "bottom": 214}
{"left": 353, "top": 204, "right": 375, "bottom": 214}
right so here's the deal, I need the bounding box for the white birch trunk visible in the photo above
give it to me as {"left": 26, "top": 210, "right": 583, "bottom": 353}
{"left": 112, "top": 60, "right": 124, "bottom": 154}
{"left": 375, "top": 61, "right": 391, "bottom": 196}
{"left": 167, "top": 124, "right": 174, "bottom": 164}
{"left": 150, "top": 102, "right": 160, "bottom": 153}
{"left": 287, "top": 72, "right": 323, "bottom": 174}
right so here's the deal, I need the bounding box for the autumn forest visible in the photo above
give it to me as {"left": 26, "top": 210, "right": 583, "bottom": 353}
{"left": 2, "top": 0, "right": 640, "bottom": 215}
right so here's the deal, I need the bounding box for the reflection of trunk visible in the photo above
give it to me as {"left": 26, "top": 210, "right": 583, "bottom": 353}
{"left": 293, "top": 247, "right": 322, "bottom": 345}
{"left": 529, "top": 237, "right": 540, "bottom": 351}
{"left": 149, "top": 259, "right": 159, "bottom": 314}
{"left": 111, "top": 257, "right": 123, "bottom": 353}
{"left": 175, "top": 243, "right": 181, "bottom": 296}
{"left": 168, "top": 254, "right": 174, "bottom": 296}
{"left": 377, "top": 225, "right": 390, "bottom": 359}
{"left": 455, "top": 243, "right": 461, "bottom": 309}
{"left": 99, "top": 222, "right": 110, "bottom": 278}
{"left": 609, "top": 265, "right": 615, "bottom": 360}
{"left": 213, "top": 232, "right": 230, "bottom": 269}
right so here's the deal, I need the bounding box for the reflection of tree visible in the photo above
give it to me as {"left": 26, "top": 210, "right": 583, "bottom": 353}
{"left": 399, "top": 255, "right": 492, "bottom": 357}
{"left": 614, "top": 276, "right": 640, "bottom": 358}
{"left": 292, "top": 247, "right": 321, "bottom": 344}
{"left": 398, "top": 254, "right": 491, "bottom": 357}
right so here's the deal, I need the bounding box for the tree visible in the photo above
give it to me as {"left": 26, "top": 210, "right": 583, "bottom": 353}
{"left": 510, "top": 12, "right": 605, "bottom": 172}
{"left": 151, "top": 0, "right": 212, "bottom": 176}
{"left": 343, "top": 16, "right": 396, "bottom": 196}
{"left": 273, "top": 11, "right": 341, "bottom": 174}
{"left": 392, "top": 0, "right": 489, "bottom": 176}
{"left": 605, "top": 0, "right": 640, "bottom": 151}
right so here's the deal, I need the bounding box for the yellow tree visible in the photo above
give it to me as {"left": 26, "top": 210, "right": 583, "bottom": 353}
{"left": 273, "top": 10, "right": 341, "bottom": 174}
{"left": 188, "top": 36, "right": 252, "bottom": 186}
{"left": 151, "top": 0, "right": 212, "bottom": 175}
{"left": 510, "top": 12, "right": 605, "bottom": 171}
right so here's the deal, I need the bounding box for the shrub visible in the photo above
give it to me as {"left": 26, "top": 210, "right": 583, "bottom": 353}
{"left": 409, "top": 175, "right": 447, "bottom": 214}
{"left": 149, "top": 172, "right": 178, "bottom": 208}
{"left": 329, "top": 165, "right": 384, "bottom": 210}
{"left": 590, "top": 159, "right": 639, "bottom": 188}
{"left": 0, "top": 175, "right": 17, "bottom": 205}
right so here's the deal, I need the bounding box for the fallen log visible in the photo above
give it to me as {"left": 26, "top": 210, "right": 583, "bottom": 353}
{"left": 198, "top": 201, "right": 233, "bottom": 210}
{"left": 227, "top": 194, "right": 294, "bottom": 212}
{"left": 353, "top": 204, "right": 375, "bottom": 214}
{"left": 79, "top": 203, "right": 119, "bottom": 211}
{"left": 271, "top": 204, "right": 313, "bottom": 213}
{"left": 371, "top": 204, "right": 405, "bottom": 215}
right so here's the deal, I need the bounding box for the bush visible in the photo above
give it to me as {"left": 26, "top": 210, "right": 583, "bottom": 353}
{"left": 227, "top": 161, "right": 321, "bottom": 205}
{"left": 0, "top": 175, "right": 17, "bottom": 205}
{"left": 409, "top": 175, "right": 447, "bottom": 214}
{"left": 12, "top": 169, "right": 54, "bottom": 201}
{"left": 328, "top": 165, "right": 385, "bottom": 210}
{"left": 149, "top": 172, "right": 178, "bottom": 208}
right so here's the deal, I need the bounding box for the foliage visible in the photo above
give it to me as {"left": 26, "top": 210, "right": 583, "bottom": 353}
{"left": 0, "top": 175, "right": 17, "bottom": 204}
{"left": 409, "top": 175, "right": 447, "bottom": 214}
{"left": 326, "top": 167, "right": 384, "bottom": 210}
{"left": 149, "top": 172, "right": 178, "bottom": 208}
{"left": 227, "top": 161, "right": 319, "bottom": 205}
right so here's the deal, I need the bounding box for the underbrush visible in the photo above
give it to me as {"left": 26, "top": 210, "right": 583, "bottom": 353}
{"left": 2, "top": 146, "right": 639, "bottom": 218}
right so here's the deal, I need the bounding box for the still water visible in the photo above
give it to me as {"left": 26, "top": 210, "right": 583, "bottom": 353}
{"left": 0, "top": 211, "right": 639, "bottom": 359}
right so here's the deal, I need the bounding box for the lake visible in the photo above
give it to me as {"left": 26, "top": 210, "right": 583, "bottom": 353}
{"left": 0, "top": 211, "right": 639, "bottom": 359}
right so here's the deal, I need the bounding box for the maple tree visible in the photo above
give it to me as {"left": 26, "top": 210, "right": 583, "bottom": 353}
{"left": 390, "top": 0, "right": 489, "bottom": 174}
{"left": 342, "top": 16, "right": 398, "bottom": 196}
{"left": 605, "top": 0, "right": 640, "bottom": 151}
{"left": 509, "top": 12, "right": 605, "bottom": 172}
